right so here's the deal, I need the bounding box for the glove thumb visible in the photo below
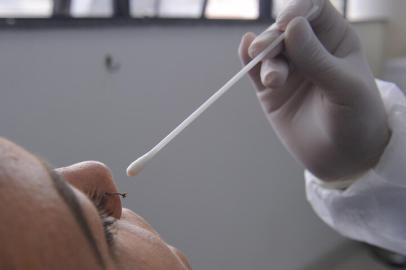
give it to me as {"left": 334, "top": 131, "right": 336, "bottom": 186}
{"left": 285, "top": 16, "right": 338, "bottom": 85}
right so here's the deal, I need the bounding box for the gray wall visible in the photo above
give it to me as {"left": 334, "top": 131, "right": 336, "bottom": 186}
{"left": 354, "top": 21, "right": 387, "bottom": 75}
{"left": 0, "top": 23, "right": 384, "bottom": 269}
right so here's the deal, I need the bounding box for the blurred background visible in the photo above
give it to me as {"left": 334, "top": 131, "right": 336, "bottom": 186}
{"left": 0, "top": 0, "right": 405, "bottom": 269}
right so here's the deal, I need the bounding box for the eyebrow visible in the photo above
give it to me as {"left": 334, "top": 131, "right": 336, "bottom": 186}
{"left": 44, "top": 165, "right": 107, "bottom": 270}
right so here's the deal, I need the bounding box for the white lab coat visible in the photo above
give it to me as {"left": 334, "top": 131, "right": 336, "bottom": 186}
{"left": 305, "top": 80, "right": 406, "bottom": 255}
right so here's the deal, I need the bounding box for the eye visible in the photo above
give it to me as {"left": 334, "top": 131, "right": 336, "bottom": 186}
{"left": 88, "top": 192, "right": 118, "bottom": 248}
{"left": 98, "top": 209, "right": 116, "bottom": 248}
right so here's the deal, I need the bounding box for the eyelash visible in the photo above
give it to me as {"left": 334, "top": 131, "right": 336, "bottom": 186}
{"left": 88, "top": 192, "right": 117, "bottom": 248}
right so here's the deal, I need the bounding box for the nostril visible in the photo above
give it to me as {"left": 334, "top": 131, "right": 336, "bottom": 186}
{"left": 56, "top": 161, "right": 122, "bottom": 219}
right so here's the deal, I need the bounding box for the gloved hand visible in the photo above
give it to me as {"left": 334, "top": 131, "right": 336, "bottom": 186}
{"left": 239, "top": 0, "right": 390, "bottom": 182}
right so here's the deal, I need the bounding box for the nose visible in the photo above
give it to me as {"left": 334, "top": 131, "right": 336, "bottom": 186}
{"left": 56, "top": 161, "right": 122, "bottom": 219}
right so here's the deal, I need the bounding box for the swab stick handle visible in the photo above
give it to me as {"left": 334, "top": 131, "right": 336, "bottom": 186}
{"left": 126, "top": 36, "right": 283, "bottom": 177}
{"left": 127, "top": 6, "right": 319, "bottom": 177}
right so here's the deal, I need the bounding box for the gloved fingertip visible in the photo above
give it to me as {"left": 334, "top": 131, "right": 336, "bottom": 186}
{"left": 286, "top": 16, "right": 312, "bottom": 45}
{"left": 260, "top": 57, "right": 289, "bottom": 88}
{"left": 275, "top": 20, "right": 287, "bottom": 32}
{"left": 241, "top": 32, "right": 256, "bottom": 42}
{"left": 239, "top": 32, "right": 257, "bottom": 63}
{"left": 264, "top": 71, "right": 287, "bottom": 88}
{"left": 248, "top": 44, "right": 259, "bottom": 58}
{"left": 240, "top": 33, "right": 254, "bottom": 50}
{"left": 275, "top": 0, "right": 314, "bottom": 30}
{"left": 249, "top": 25, "right": 286, "bottom": 58}
{"left": 275, "top": 9, "right": 289, "bottom": 31}
{"left": 264, "top": 72, "right": 277, "bottom": 87}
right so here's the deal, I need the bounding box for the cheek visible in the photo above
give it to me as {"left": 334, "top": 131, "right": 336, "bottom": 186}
{"left": 71, "top": 188, "right": 117, "bottom": 269}
{"left": 114, "top": 221, "right": 187, "bottom": 270}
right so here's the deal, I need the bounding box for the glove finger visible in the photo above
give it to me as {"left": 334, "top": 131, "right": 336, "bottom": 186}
{"left": 248, "top": 25, "right": 284, "bottom": 59}
{"left": 257, "top": 69, "right": 304, "bottom": 114}
{"left": 285, "top": 17, "right": 339, "bottom": 86}
{"left": 277, "top": 0, "right": 353, "bottom": 55}
{"left": 276, "top": 0, "right": 314, "bottom": 29}
{"left": 238, "top": 32, "right": 265, "bottom": 91}
{"left": 260, "top": 57, "right": 289, "bottom": 89}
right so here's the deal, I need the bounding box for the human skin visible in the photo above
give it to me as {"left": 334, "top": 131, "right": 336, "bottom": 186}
{"left": 0, "top": 137, "right": 191, "bottom": 270}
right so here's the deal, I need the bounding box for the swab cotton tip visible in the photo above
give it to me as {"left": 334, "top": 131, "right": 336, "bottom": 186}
{"left": 126, "top": 154, "right": 150, "bottom": 177}
{"left": 126, "top": 6, "right": 319, "bottom": 177}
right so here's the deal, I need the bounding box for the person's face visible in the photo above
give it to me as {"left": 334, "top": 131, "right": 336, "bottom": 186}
{"left": 0, "top": 137, "right": 191, "bottom": 270}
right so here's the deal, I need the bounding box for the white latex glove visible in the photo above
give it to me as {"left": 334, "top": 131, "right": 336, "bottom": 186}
{"left": 306, "top": 80, "right": 406, "bottom": 254}
{"left": 239, "top": 0, "right": 390, "bottom": 182}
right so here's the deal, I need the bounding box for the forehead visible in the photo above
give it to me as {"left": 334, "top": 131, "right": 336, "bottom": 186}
{"left": 0, "top": 138, "right": 55, "bottom": 195}
{"left": 0, "top": 138, "right": 103, "bottom": 269}
{"left": 0, "top": 138, "right": 72, "bottom": 233}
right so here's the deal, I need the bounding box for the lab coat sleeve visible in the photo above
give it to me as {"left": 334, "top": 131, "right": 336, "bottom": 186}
{"left": 305, "top": 79, "right": 406, "bottom": 255}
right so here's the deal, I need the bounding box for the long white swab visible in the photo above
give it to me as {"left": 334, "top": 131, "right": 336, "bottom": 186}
{"left": 127, "top": 6, "right": 319, "bottom": 177}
